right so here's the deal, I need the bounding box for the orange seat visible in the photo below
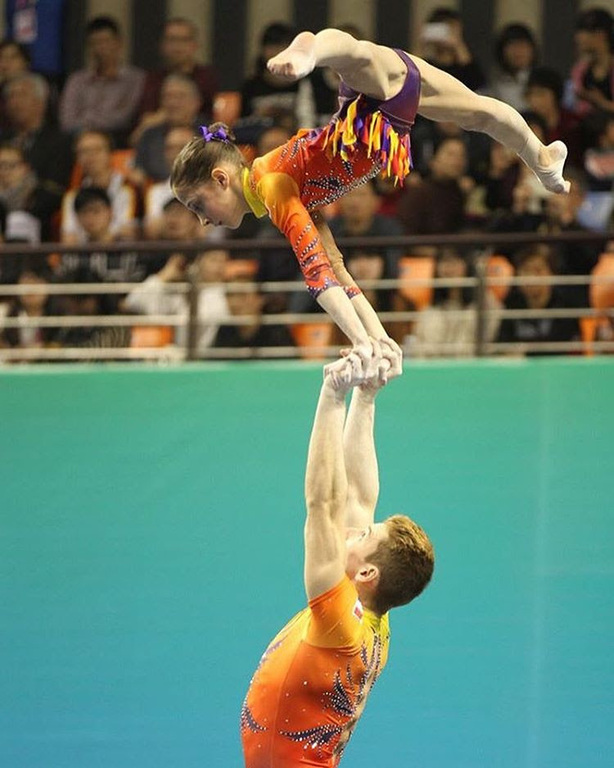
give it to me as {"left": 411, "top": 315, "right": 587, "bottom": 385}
{"left": 212, "top": 91, "right": 242, "bottom": 126}
{"left": 224, "top": 259, "right": 259, "bottom": 280}
{"left": 239, "top": 144, "right": 256, "bottom": 164}
{"left": 590, "top": 254, "right": 614, "bottom": 310}
{"left": 130, "top": 326, "right": 173, "bottom": 348}
{"left": 291, "top": 323, "right": 333, "bottom": 359}
{"left": 398, "top": 256, "right": 435, "bottom": 310}
{"left": 486, "top": 254, "right": 514, "bottom": 302}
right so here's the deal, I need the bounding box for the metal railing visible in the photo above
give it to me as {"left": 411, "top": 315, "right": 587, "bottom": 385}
{"left": 1, "top": 231, "right": 613, "bottom": 362}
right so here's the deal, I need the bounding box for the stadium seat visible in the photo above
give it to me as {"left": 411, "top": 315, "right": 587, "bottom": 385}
{"left": 224, "top": 259, "right": 259, "bottom": 280}
{"left": 130, "top": 326, "right": 173, "bottom": 348}
{"left": 212, "top": 91, "right": 242, "bottom": 126}
{"left": 398, "top": 256, "right": 435, "bottom": 309}
{"left": 291, "top": 323, "right": 333, "bottom": 359}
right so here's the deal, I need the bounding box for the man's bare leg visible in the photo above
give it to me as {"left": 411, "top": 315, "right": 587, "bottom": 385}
{"left": 268, "top": 29, "right": 569, "bottom": 194}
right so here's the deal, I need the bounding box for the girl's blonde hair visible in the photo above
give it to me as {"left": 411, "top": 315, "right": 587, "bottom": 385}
{"left": 171, "top": 122, "right": 246, "bottom": 196}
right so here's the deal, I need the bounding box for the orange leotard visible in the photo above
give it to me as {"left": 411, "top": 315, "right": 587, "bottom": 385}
{"left": 241, "top": 577, "right": 390, "bottom": 768}
{"left": 241, "top": 52, "right": 421, "bottom": 299}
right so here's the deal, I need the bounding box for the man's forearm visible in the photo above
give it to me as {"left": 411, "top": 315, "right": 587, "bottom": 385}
{"left": 305, "top": 378, "right": 348, "bottom": 512}
{"left": 343, "top": 387, "right": 379, "bottom": 525}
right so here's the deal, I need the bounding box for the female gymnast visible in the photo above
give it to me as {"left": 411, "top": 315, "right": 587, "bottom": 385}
{"left": 171, "top": 28, "right": 570, "bottom": 376}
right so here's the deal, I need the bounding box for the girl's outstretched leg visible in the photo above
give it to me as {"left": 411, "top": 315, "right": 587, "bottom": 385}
{"left": 267, "top": 29, "right": 406, "bottom": 101}
{"left": 410, "top": 54, "right": 569, "bottom": 193}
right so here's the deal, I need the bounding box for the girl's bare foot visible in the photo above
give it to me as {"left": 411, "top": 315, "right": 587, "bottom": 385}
{"left": 267, "top": 31, "right": 317, "bottom": 80}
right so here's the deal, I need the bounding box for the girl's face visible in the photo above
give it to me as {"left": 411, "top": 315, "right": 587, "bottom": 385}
{"left": 179, "top": 169, "right": 247, "bottom": 230}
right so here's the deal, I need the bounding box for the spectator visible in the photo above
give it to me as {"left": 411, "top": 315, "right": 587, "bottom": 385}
{"left": 526, "top": 67, "right": 584, "bottom": 167}
{"left": 568, "top": 7, "right": 614, "bottom": 119}
{"left": 125, "top": 248, "right": 230, "bottom": 353}
{"left": 54, "top": 265, "right": 130, "bottom": 351}
{"left": 488, "top": 24, "right": 539, "bottom": 113}
{"left": 61, "top": 130, "right": 138, "bottom": 244}
{"left": 212, "top": 270, "right": 296, "bottom": 359}
{"left": 59, "top": 187, "right": 143, "bottom": 292}
{"left": 138, "top": 17, "right": 218, "bottom": 122}
{"left": 59, "top": 16, "right": 145, "bottom": 147}
{"left": 418, "top": 7, "right": 486, "bottom": 91}
{"left": 496, "top": 244, "right": 580, "bottom": 355}
{"left": 0, "top": 265, "right": 56, "bottom": 350}
{"left": 239, "top": 23, "right": 316, "bottom": 129}
{"left": 143, "top": 125, "right": 195, "bottom": 238}
{"left": 132, "top": 74, "right": 202, "bottom": 183}
{"left": 584, "top": 112, "right": 614, "bottom": 189}
{"left": 397, "top": 136, "right": 470, "bottom": 234}
{"left": 0, "top": 142, "right": 62, "bottom": 241}
{"left": 0, "top": 40, "right": 31, "bottom": 131}
{"left": 1, "top": 72, "right": 73, "bottom": 189}
{"left": 412, "top": 248, "right": 500, "bottom": 357}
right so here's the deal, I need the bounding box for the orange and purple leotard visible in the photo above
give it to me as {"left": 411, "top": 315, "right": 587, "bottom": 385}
{"left": 241, "top": 576, "right": 390, "bottom": 768}
{"left": 241, "top": 51, "right": 421, "bottom": 299}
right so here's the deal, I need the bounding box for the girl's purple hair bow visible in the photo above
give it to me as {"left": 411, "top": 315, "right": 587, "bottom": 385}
{"left": 201, "top": 125, "right": 230, "bottom": 143}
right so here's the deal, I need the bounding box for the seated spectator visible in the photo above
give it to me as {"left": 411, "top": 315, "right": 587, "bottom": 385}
{"left": 58, "top": 188, "right": 143, "bottom": 300}
{"left": 143, "top": 125, "right": 194, "bottom": 238}
{"left": 54, "top": 265, "right": 130, "bottom": 351}
{"left": 526, "top": 67, "right": 584, "bottom": 167}
{"left": 0, "top": 40, "right": 31, "bottom": 132}
{"left": 397, "top": 137, "right": 471, "bottom": 234}
{"left": 418, "top": 7, "right": 485, "bottom": 91}
{"left": 487, "top": 24, "right": 539, "bottom": 113}
{"left": 59, "top": 16, "right": 145, "bottom": 147}
{"left": 491, "top": 167, "right": 601, "bottom": 307}
{"left": 1, "top": 72, "right": 73, "bottom": 188}
{"left": 584, "top": 112, "right": 614, "bottom": 189}
{"left": 141, "top": 196, "right": 216, "bottom": 277}
{"left": 239, "top": 23, "right": 316, "bottom": 129}
{"left": 0, "top": 264, "right": 56, "bottom": 350}
{"left": 132, "top": 74, "right": 202, "bottom": 183}
{"left": 329, "top": 180, "right": 403, "bottom": 275}
{"left": 211, "top": 269, "right": 296, "bottom": 359}
{"left": 412, "top": 248, "right": 500, "bottom": 357}
{"left": 138, "top": 17, "right": 218, "bottom": 123}
{"left": 568, "top": 7, "right": 614, "bottom": 119}
{"left": 496, "top": 244, "right": 580, "bottom": 356}
{"left": 61, "top": 130, "right": 138, "bottom": 244}
{"left": 124, "top": 248, "right": 230, "bottom": 354}
{"left": 0, "top": 143, "right": 62, "bottom": 241}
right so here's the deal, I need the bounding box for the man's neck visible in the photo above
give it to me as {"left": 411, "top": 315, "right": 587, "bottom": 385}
{"left": 95, "top": 61, "right": 120, "bottom": 78}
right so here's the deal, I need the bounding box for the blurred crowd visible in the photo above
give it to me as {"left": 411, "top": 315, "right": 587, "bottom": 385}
{"left": 1, "top": 8, "right": 613, "bottom": 360}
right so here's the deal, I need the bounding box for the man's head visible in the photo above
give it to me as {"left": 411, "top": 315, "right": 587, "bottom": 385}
{"left": 575, "top": 8, "right": 613, "bottom": 60}
{"left": 0, "top": 40, "right": 30, "bottom": 82}
{"left": 163, "top": 126, "right": 195, "bottom": 175}
{"left": 74, "top": 186, "right": 113, "bottom": 241}
{"left": 526, "top": 67, "right": 564, "bottom": 120}
{"left": 514, "top": 243, "right": 557, "bottom": 308}
{"left": 0, "top": 143, "right": 30, "bottom": 190}
{"left": 160, "top": 73, "right": 201, "bottom": 126}
{"left": 345, "top": 515, "right": 434, "bottom": 615}
{"left": 338, "top": 180, "right": 380, "bottom": 234}
{"left": 85, "top": 16, "right": 123, "bottom": 70}
{"left": 161, "top": 18, "right": 199, "bottom": 71}
{"left": 256, "top": 125, "right": 293, "bottom": 157}
{"left": 161, "top": 197, "right": 201, "bottom": 240}
{"left": 4, "top": 73, "right": 48, "bottom": 131}
{"left": 430, "top": 137, "right": 467, "bottom": 181}
{"left": 75, "top": 130, "right": 113, "bottom": 178}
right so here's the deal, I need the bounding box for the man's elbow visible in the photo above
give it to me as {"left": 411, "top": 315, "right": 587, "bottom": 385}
{"left": 305, "top": 493, "right": 346, "bottom": 519}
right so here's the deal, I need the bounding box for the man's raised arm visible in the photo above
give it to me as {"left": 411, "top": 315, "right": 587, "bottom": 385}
{"left": 303, "top": 356, "right": 362, "bottom": 601}
{"left": 343, "top": 338, "right": 402, "bottom": 528}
